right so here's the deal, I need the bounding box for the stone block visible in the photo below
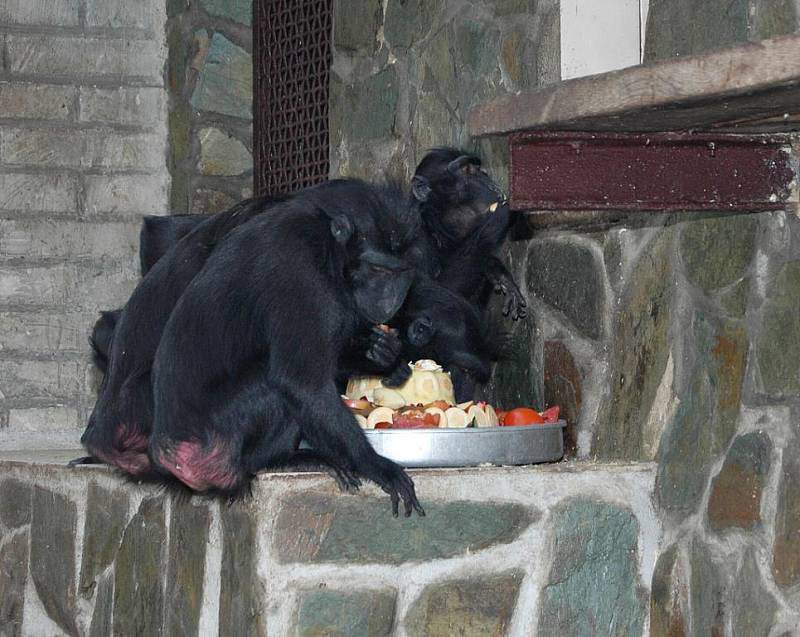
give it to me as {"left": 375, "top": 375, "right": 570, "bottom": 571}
{"left": 30, "top": 486, "right": 78, "bottom": 636}
{"left": 0, "top": 220, "right": 139, "bottom": 261}
{"left": 750, "top": 0, "right": 797, "bottom": 40}
{"left": 165, "top": 498, "right": 209, "bottom": 637}
{"left": 79, "top": 87, "right": 166, "bottom": 127}
{"left": 190, "top": 34, "right": 252, "bottom": 120}
{"left": 719, "top": 277, "right": 750, "bottom": 318}
{"left": 0, "top": 360, "right": 81, "bottom": 401}
{"left": 384, "top": 0, "right": 441, "bottom": 48}
{"left": 772, "top": 450, "right": 800, "bottom": 589}
{"left": 0, "top": 173, "right": 80, "bottom": 213}
{"left": 0, "top": 478, "right": 32, "bottom": 528}
{"left": 757, "top": 260, "right": 800, "bottom": 398}
{"left": 0, "top": 0, "right": 80, "bottom": 26}
{"left": 297, "top": 588, "right": 396, "bottom": 637}
{"left": 690, "top": 539, "right": 727, "bottom": 636}
{"left": 0, "top": 263, "right": 69, "bottom": 305}
{"left": 543, "top": 340, "right": 582, "bottom": 457}
{"left": 593, "top": 229, "right": 674, "bottom": 460}
{"left": 405, "top": 571, "right": 522, "bottom": 637}
{"left": 680, "top": 215, "right": 756, "bottom": 294}
{"left": 198, "top": 127, "right": 252, "bottom": 176}
{"left": 708, "top": 432, "right": 771, "bottom": 530}
{"left": 2, "top": 128, "right": 165, "bottom": 170}
{"left": 644, "top": 0, "right": 748, "bottom": 61}
{"left": 732, "top": 549, "right": 778, "bottom": 637}
{"left": 5, "top": 35, "right": 164, "bottom": 81}
{"left": 191, "top": 188, "right": 237, "bottom": 214}
{"left": 88, "top": 573, "right": 113, "bottom": 637}
{"left": 330, "top": 67, "right": 399, "bottom": 143}
{"left": 113, "top": 497, "right": 166, "bottom": 637}
{"left": 8, "top": 406, "right": 80, "bottom": 433}
{"left": 79, "top": 483, "right": 129, "bottom": 598}
{"left": 85, "top": 0, "right": 165, "bottom": 31}
{"left": 0, "top": 530, "right": 29, "bottom": 637}
{"left": 83, "top": 174, "right": 169, "bottom": 215}
{"left": 649, "top": 545, "right": 688, "bottom": 637}
{"left": 274, "top": 493, "right": 535, "bottom": 564}
{"left": 200, "top": 0, "right": 252, "bottom": 26}
{"left": 334, "top": 0, "right": 382, "bottom": 52}
{"left": 538, "top": 498, "right": 646, "bottom": 637}
{"left": 66, "top": 264, "right": 139, "bottom": 312}
{"left": 0, "top": 83, "right": 75, "bottom": 120}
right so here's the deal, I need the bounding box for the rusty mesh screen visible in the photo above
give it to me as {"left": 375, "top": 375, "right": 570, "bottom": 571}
{"left": 254, "top": 0, "right": 333, "bottom": 196}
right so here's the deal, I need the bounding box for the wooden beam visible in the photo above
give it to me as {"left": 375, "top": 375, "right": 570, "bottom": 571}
{"left": 469, "top": 33, "right": 800, "bottom": 136}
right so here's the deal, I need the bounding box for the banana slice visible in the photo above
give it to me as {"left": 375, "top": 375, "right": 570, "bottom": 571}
{"left": 366, "top": 406, "right": 395, "bottom": 430}
{"left": 423, "top": 406, "right": 447, "bottom": 427}
{"left": 444, "top": 407, "right": 470, "bottom": 429}
{"left": 373, "top": 387, "right": 406, "bottom": 409}
{"left": 457, "top": 400, "right": 474, "bottom": 411}
{"left": 355, "top": 414, "right": 369, "bottom": 429}
{"left": 484, "top": 403, "right": 499, "bottom": 427}
{"left": 468, "top": 404, "right": 490, "bottom": 428}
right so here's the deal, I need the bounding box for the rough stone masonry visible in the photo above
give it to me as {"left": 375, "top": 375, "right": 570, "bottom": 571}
{"left": 0, "top": 0, "right": 169, "bottom": 450}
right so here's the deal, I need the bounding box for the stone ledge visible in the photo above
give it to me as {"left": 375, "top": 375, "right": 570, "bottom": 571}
{"left": 0, "top": 453, "right": 659, "bottom": 636}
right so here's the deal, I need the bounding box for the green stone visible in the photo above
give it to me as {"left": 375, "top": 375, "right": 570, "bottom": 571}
{"left": 719, "top": 277, "right": 750, "bottom": 318}
{"left": 384, "top": 0, "right": 442, "bottom": 48}
{"left": 453, "top": 21, "right": 487, "bottom": 73}
{"left": 334, "top": 0, "right": 382, "bottom": 52}
{"left": 690, "top": 540, "right": 726, "bottom": 636}
{"left": 198, "top": 127, "right": 252, "bottom": 176}
{"left": 681, "top": 215, "right": 756, "bottom": 294}
{"left": 338, "top": 67, "right": 399, "bottom": 141}
{"left": 167, "top": 0, "right": 189, "bottom": 17}
{"left": 708, "top": 432, "right": 771, "bottom": 530}
{"left": 191, "top": 188, "right": 237, "bottom": 214}
{"left": 166, "top": 498, "right": 209, "bottom": 637}
{"left": 526, "top": 239, "right": 604, "bottom": 339}
{"left": 89, "top": 573, "right": 113, "bottom": 637}
{"left": 757, "top": 260, "right": 800, "bottom": 398}
{"left": 732, "top": 549, "right": 778, "bottom": 636}
{"left": 297, "top": 588, "right": 396, "bottom": 637}
{"left": 644, "top": 0, "right": 749, "bottom": 61}
{"left": 501, "top": 30, "right": 524, "bottom": 85}
{"left": 30, "top": 487, "right": 78, "bottom": 636}
{"left": 405, "top": 571, "right": 523, "bottom": 637}
{"left": 0, "top": 479, "right": 32, "bottom": 528}
{"left": 538, "top": 498, "right": 646, "bottom": 637}
{"left": 0, "top": 530, "right": 28, "bottom": 635}
{"left": 494, "top": 0, "right": 537, "bottom": 15}
{"left": 750, "top": 0, "right": 796, "bottom": 40}
{"left": 191, "top": 33, "right": 252, "bottom": 120}
{"left": 274, "top": 494, "right": 535, "bottom": 564}
{"left": 544, "top": 340, "right": 582, "bottom": 457}
{"left": 113, "top": 497, "right": 166, "bottom": 637}
{"left": 419, "top": 26, "right": 458, "bottom": 103}
{"left": 200, "top": 0, "right": 252, "bottom": 26}
{"left": 649, "top": 545, "right": 689, "bottom": 637}
{"left": 169, "top": 104, "right": 192, "bottom": 163}
{"left": 593, "top": 229, "right": 674, "bottom": 459}
{"left": 773, "top": 447, "right": 800, "bottom": 589}
{"left": 219, "top": 501, "right": 263, "bottom": 636}
{"left": 707, "top": 318, "right": 747, "bottom": 451}
{"left": 79, "top": 483, "right": 128, "bottom": 598}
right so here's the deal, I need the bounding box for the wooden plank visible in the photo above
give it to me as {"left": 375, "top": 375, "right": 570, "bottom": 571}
{"left": 510, "top": 131, "right": 795, "bottom": 212}
{"left": 469, "top": 33, "right": 800, "bottom": 136}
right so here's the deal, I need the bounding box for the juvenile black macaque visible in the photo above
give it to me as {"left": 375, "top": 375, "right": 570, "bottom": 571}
{"left": 148, "top": 188, "right": 424, "bottom": 515}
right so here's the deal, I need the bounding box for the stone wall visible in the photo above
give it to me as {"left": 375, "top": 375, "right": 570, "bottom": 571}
{"left": 166, "top": 0, "right": 253, "bottom": 214}
{"left": 0, "top": 458, "right": 657, "bottom": 637}
{"left": 329, "top": 0, "right": 800, "bottom": 633}
{"left": 0, "top": 0, "right": 169, "bottom": 450}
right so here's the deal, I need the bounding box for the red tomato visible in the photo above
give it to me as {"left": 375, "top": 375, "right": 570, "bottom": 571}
{"left": 503, "top": 407, "right": 545, "bottom": 426}
{"left": 496, "top": 410, "right": 508, "bottom": 425}
{"left": 374, "top": 421, "right": 393, "bottom": 429}
{"left": 392, "top": 411, "right": 439, "bottom": 429}
{"left": 540, "top": 406, "right": 561, "bottom": 423}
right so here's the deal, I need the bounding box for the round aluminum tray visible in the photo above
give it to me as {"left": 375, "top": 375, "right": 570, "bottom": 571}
{"left": 364, "top": 420, "right": 566, "bottom": 468}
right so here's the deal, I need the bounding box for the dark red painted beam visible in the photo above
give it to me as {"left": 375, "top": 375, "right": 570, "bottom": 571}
{"left": 510, "top": 131, "right": 796, "bottom": 212}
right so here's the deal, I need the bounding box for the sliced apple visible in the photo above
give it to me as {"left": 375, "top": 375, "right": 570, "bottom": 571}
{"left": 444, "top": 407, "right": 470, "bottom": 429}
{"left": 366, "top": 406, "right": 395, "bottom": 430}
{"left": 468, "top": 404, "right": 489, "bottom": 428}
{"left": 484, "top": 403, "right": 499, "bottom": 427}
{"left": 424, "top": 407, "right": 447, "bottom": 427}
{"left": 373, "top": 387, "right": 406, "bottom": 409}
{"left": 354, "top": 414, "right": 369, "bottom": 429}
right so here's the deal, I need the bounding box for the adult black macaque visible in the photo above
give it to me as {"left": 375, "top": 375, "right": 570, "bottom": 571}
{"left": 410, "top": 148, "right": 526, "bottom": 320}
{"left": 149, "top": 188, "right": 424, "bottom": 515}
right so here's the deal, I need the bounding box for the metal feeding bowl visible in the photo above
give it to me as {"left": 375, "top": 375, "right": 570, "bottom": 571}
{"left": 364, "top": 421, "right": 566, "bottom": 468}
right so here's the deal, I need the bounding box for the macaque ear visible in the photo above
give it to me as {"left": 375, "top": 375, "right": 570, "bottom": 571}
{"left": 329, "top": 214, "right": 354, "bottom": 245}
{"left": 407, "top": 316, "right": 435, "bottom": 346}
{"left": 411, "top": 175, "right": 432, "bottom": 202}
{"left": 446, "top": 155, "right": 482, "bottom": 176}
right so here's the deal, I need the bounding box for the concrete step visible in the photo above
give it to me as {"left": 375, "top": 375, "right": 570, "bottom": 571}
{"left": 0, "top": 454, "right": 658, "bottom": 636}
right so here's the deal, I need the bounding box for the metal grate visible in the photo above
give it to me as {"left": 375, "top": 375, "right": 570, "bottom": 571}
{"left": 254, "top": 0, "right": 333, "bottom": 196}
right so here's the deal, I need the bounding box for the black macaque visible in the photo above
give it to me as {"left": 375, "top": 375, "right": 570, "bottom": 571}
{"left": 411, "top": 148, "right": 526, "bottom": 320}
{"left": 138, "top": 214, "right": 203, "bottom": 275}
{"left": 89, "top": 309, "right": 121, "bottom": 374}
{"left": 148, "top": 185, "right": 424, "bottom": 515}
